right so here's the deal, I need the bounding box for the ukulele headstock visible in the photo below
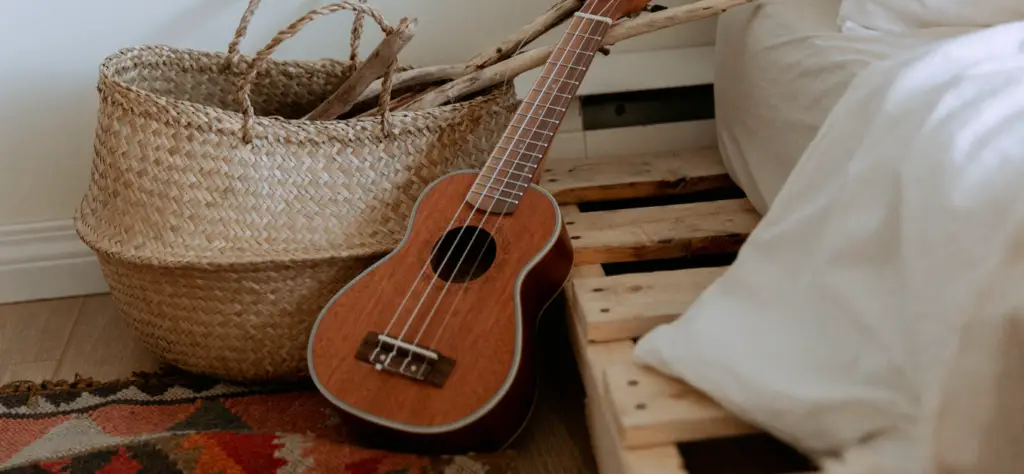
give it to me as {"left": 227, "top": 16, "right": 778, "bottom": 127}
{"left": 583, "top": 0, "right": 654, "bottom": 21}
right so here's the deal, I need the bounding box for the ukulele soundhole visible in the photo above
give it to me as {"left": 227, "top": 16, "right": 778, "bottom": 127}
{"left": 429, "top": 226, "right": 497, "bottom": 283}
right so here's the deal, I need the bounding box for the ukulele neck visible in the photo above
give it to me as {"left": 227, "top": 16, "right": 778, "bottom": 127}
{"left": 468, "top": 7, "right": 613, "bottom": 214}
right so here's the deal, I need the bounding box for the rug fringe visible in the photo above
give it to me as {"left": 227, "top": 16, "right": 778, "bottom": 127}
{"left": 0, "top": 364, "right": 193, "bottom": 396}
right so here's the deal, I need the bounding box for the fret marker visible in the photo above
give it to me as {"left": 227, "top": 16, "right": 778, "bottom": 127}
{"left": 574, "top": 12, "right": 614, "bottom": 24}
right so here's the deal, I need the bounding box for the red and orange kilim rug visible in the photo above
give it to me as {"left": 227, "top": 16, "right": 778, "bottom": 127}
{"left": 0, "top": 371, "right": 512, "bottom": 473}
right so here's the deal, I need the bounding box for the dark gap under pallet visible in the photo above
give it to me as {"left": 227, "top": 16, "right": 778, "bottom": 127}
{"left": 576, "top": 186, "right": 746, "bottom": 213}
{"left": 601, "top": 252, "right": 737, "bottom": 277}
{"left": 580, "top": 84, "right": 715, "bottom": 131}
{"left": 676, "top": 433, "right": 817, "bottom": 474}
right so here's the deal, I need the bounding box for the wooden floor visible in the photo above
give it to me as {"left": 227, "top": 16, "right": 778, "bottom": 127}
{"left": 0, "top": 292, "right": 599, "bottom": 473}
{"left": 0, "top": 294, "right": 161, "bottom": 384}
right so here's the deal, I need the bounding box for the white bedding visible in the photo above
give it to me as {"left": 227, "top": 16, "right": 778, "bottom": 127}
{"left": 639, "top": 19, "right": 1024, "bottom": 473}
{"left": 714, "top": 0, "right": 975, "bottom": 214}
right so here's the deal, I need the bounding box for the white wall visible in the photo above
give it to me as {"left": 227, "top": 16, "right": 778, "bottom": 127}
{"left": 0, "top": 0, "right": 714, "bottom": 226}
{"left": 0, "top": 0, "right": 717, "bottom": 303}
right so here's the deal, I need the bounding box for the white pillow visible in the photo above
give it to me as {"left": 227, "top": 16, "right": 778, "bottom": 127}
{"left": 838, "top": 0, "right": 1024, "bottom": 33}
{"left": 635, "top": 21, "right": 1024, "bottom": 474}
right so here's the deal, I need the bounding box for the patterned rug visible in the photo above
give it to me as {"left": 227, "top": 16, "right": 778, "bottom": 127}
{"left": 0, "top": 369, "right": 513, "bottom": 473}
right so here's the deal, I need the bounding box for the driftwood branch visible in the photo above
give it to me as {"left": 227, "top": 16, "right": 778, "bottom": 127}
{"left": 304, "top": 17, "right": 417, "bottom": 120}
{"left": 604, "top": 0, "right": 748, "bottom": 46}
{"left": 401, "top": 0, "right": 755, "bottom": 111}
{"left": 356, "top": 87, "right": 431, "bottom": 118}
{"left": 350, "top": 63, "right": 473, "bottom": 108}
{"left": 466, "top": 0, "right": 583, "bottom": 70}
{"left": 401, "top": 48, "right": 551, "bottom": 112}
{"left": 347, "top": 0, "right": 581, "bottom": 112}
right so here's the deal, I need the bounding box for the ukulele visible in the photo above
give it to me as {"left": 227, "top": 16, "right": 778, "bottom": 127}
{"left": 307, "top": 0, "right": 651, "bottom": 455}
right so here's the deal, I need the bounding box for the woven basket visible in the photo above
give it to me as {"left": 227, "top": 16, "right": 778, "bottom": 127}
{"left": 74, "top": 1, "right": 517, "bottom": 381}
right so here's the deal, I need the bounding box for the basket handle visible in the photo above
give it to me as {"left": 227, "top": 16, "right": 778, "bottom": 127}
{"left": 234, "top": 2, "right": 398, "bottom": 143}
{"left": 225, "top": 0, "right": 371, "bottom": 67}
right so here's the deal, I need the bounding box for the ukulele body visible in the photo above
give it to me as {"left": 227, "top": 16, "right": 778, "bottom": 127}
{"left": 307, "top": 170, "right": 574, "bottom": 454}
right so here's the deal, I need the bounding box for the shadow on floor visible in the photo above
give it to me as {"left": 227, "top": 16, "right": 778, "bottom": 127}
{"left": 506, "top": 293, "right": 598, "bottom": 474}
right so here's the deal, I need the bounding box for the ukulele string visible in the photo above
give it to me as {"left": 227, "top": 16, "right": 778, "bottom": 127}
{"left": 368, "top": 48, "right": 547, "bottom": 366}
{"left": 386, "top": 4, "right": 610, "bottom": 364}
{"left": 368, "top": 5, "right": 543, "bottom": 353}
{"left": 374, "top": 1, "right": 615, "bottom": 370}
{"left": 369, "top": 199, "right": 471, "bottom": 360}
{"left": 413, "top": 3, "right": 615, "bottom": 351}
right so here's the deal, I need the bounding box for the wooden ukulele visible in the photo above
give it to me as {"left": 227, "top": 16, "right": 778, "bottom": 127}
{"left": 307, "top": 0, "right": 651, "bottom": 455}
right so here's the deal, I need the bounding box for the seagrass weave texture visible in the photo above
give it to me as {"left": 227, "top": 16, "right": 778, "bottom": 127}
{"left": 74, "top": 0, "right": 517, "bottom": 381}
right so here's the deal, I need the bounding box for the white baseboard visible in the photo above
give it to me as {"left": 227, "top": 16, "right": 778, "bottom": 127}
{"left": 0, "top": 220, "right": 107, "bottom": 305}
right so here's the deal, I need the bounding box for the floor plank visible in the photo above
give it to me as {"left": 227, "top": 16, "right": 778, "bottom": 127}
{"left": 1, "top": 361, "right": 59, "bottom": 385}
{"left": 51, "top": 295, "right": 161, "bottom": 382}
{"left": 0, "top": 294, "right": 599, "bottom": 473}
{"left": 0, "top": 297, "right": 82, "bottom": 382}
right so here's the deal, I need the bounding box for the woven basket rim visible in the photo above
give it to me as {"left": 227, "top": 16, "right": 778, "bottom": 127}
{"left": 77, "top": 44, "right": 517, "bottom": 270}
{"left": 96, "top": 44, "right": 509, "bottom": 130}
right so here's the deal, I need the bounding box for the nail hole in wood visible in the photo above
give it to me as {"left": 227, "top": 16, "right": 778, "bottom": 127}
{"left": 635, "top": 402, "right": 647, "bottom": 410}
{"left": 571, "top": 235, "right": 580, "bottom": 240}
{"left": 600, "top": 308, "right": 610, "bottom": 313}
{"left": 627, "top": 379, "right": 638, "bottom": 387}
{"left": 593, "top": 288, "right": 604, "bottom": 292}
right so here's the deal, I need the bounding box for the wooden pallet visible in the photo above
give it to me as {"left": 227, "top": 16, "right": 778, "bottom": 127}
{"left": 541, "top": 148, "right": 821, "bottom": 474}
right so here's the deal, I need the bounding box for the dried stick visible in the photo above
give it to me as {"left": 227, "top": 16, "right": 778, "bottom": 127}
{"left": 466, "top": 0, "right": 583, "bottom": 70}
{"left": 348, "top": 0, "right": 582, "bottom": 110}
{"left": 356, "top": 88, "right": 429, "bottom": 118}
{"left": 401, "top": 0, "right": 755, "bottom": 111}
{"left": 304, "top": 17, "right": 417, "bottom": 120}
{"left": 350, "top": 63, "right": 473, "bottom": 109}
{"left": 400, "top": 48, "right": 552, "bottom": 112}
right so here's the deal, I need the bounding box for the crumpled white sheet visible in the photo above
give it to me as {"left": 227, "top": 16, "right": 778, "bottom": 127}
{"left": 714, "top": 0, "right": 975, "bottom": 215}
{"left": 635, "top": 20, "right": 1024, "bottom": 474}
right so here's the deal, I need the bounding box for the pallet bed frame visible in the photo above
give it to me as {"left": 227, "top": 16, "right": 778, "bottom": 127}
{"left": 541, "top": 148, "right": 821, "bottom": 474}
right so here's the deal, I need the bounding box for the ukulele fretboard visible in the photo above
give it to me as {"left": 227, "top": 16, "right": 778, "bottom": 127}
{"left": 468, "top": 9, "right": 612, "bottom": 213}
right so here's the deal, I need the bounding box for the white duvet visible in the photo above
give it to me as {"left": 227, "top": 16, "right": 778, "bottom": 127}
{"left": 714, "top": 0, "right": 975, "bottom": 215}
{"left": 636, "top": 21, "right": 1024, "bottom": 474}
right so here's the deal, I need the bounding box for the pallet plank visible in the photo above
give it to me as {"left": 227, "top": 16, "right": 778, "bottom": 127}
{"left": 555, "top": 146, "right": 823, "bottom": 473}
{"left": 566, "top": 282, "right": 687, "bottom": 474}
{"left": 605, "top": 362, "right": 759, "bottom": 448}
{"left": 586, "top": 398, "right": 630, "bottom": 474}
{"left": 569, "top": 329, "right": 686, "bottom": 474}
{"left": 623, "top": 446, "right": 686, "bottom": 474}
{"left": 588, "top": 395, "right": 687, "bottom": 474}
{"left": 573, "top": 266, "right": 727, "bottom": 341}
{"left": 565, "top": 264, "right": 606, "bottom": 346}
{"left": 560, "top": 204, "right": 583, "bottom": 228}
{"left": 568, "top": 199, "right": 760, "bottom": 265}
{"left": 542, "top": 148, "right": 737, "bottom": 204}
{"left": 580, "top": 340, "right": 635, "bottom": 401}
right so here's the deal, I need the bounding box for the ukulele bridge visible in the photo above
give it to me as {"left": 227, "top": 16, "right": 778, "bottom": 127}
{"left": 355, "top": 331, "right": 456, "bottom": 388}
